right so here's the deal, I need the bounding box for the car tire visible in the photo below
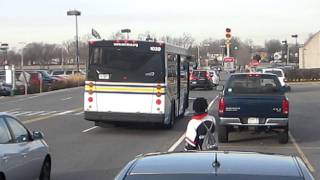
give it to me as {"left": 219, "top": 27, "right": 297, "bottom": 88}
{"left": 0, "top": 173, "right": 5, "bottom": 180}
{"left": 278, "top": 128, "right": 289, "bottom": 144}
{"left": 218, "top": 125, "right": 229, "bottom": 143}
{"left": 39, "top": 157, "right": 51, "bottom": 180}
{"left": 164, "top": 102, "right": 175, "bottom": 129}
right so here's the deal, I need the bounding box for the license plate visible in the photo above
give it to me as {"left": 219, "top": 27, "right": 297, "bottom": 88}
{"left": 192, "top": 81, "right": 197, "bottom": 84}
{"left": 99, "top": 74, "right": 110, "bottom": 80}
{"left": 248, "top": 117, "right": 259, "bottom": 124}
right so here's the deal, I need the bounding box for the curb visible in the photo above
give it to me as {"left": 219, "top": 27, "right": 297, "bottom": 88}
{"left": 287, "top": 82, "right": 320, "bottom": 85}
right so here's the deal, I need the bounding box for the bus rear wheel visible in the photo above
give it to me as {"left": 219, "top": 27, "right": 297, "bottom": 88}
{"left": 164, "top": 102, "right": 175, "bottom": 129}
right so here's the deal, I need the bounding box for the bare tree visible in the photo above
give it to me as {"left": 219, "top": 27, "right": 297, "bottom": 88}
{"left": 265, "top": 39, "right": 282, "bottom": 56}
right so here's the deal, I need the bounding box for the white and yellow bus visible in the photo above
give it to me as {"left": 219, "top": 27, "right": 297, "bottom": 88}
{"left": 84, "top": 40, "right": 192, "bottom": 128}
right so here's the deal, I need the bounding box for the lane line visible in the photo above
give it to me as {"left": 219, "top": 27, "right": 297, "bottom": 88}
{"left": 168, "top": 96, "right": 220, "bottom": 152}
{"left": 38, "top": 111, "right": 57, "bottom": 116}
{"left": 61, "top": 97, "right": 72, "bottom": 101}
{"left": 168, "top": 133, "right": 186, "bottom": 152}
{"left": 189, "top": 97, "right": 196, "bottom": 100}
{"left": 208, "top": 95, "right": 219, "bottom": 110}
{"left": 3, "top": 108, "right": 21, "bottom": 113}
{"left": 12, "top": 111, "right": 34, "bottom": 116}
{"left": 82, "top": 126, "right": 98, "bottom": 133}
{"left": 23, "top": 107, "right": 82, "bottom": 124}
{"left": 25, "top": 111, "right": 46, "bottom": 116}
{"left": 74, "top": 111, "right": 84, "bottom": 115}
{"left": 289, "top": 132, "right": 315, "bottom": 173}
{"left": 56, "top": 110, "right": 74, "bottom": 115}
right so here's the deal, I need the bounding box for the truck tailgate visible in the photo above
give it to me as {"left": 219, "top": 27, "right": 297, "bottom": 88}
{"left": 223, "top": 95, "right": 286, "bottom": 118}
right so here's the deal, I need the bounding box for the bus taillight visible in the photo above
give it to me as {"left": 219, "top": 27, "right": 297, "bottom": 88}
{"left": 156, "top": 99, "right": 161, "bottom": 105}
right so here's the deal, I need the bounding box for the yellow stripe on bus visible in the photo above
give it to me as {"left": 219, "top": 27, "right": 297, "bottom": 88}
{"left": 85, "top": 86, "right": 165, "bottom": 93}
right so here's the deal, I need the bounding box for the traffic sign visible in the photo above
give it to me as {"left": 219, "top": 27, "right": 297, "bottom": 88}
{"left": 224, "top": 57, "right": 235, "bottom": 62}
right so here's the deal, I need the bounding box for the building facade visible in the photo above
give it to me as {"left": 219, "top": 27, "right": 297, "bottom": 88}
{"left": 299, "top": 31, "right": 320, "bottom": 69}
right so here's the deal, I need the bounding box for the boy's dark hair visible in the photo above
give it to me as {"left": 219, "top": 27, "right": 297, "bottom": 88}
{"left": 193, "top": 98, "right": 208, "bottom": 114}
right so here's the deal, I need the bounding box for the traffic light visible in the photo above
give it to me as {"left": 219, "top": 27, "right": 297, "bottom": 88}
{"left": 225, "top": 28, "right": 231, "bottom": 39}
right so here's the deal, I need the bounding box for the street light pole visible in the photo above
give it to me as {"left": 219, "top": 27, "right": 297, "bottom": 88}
{"left": 67, "top": 9, "right": 81, "bottom": 72}
{"left": 75, "top": 15, "right": 79, "bottom": 72}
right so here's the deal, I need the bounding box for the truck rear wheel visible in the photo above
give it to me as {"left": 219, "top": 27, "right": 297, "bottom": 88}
{"left": 218, "top": 125, "right": 229, "bottom": 143}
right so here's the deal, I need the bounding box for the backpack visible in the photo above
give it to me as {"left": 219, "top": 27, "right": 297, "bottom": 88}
{"left": 201, "top": 118, "right": 218, "bottom": 150}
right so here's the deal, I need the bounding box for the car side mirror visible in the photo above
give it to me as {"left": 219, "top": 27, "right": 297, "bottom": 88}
{"left": 216, "top": 85, "right": 224, "bottom": 91}
{"left": 32, "top": 131, "right": 44, "bottom": 140}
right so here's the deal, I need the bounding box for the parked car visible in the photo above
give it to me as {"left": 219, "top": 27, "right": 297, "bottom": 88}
{"left": 0, "top": 113, "right": 51, "bottom": 180}
{"left": 262, "top": 68, "right": 291, "bottom": 91}
{"left": 50, "top": 69, "right": 85, "bottom": 78}
{"left": 190, "top": 70, "right": 214, "bottom": 90}
{"left": 115, "top": 151, "right": 314, "bottom": 180}
{"left": 0, "top": 70, "right": 26, "bottom": 96}
{"left": 217, "top": 73, "right": 289, "bottom": 144}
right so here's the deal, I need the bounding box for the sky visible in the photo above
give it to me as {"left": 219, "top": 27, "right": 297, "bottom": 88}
{"left": 1, "top": 0, "right": 320, "bottom": 49}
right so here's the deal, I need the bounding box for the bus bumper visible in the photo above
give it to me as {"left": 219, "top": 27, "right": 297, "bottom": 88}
{"left": 84, "top": 111, "right": 165, "bottom": 123}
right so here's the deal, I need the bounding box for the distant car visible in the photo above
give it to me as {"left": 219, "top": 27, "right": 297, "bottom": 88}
{"left": 262, "top": 68, "right": 291, "bottom": 91}
{"left": 189, "top": 70, "right": 214, "bottom": 90}
{"left": 0, "top": 113, "right": 51, "bottom": 180}
{"left": 115, "top": 151, "right": 314, "bottom": 180}
{"left": 50, "top": 69, "right": 85, "bottom": 78}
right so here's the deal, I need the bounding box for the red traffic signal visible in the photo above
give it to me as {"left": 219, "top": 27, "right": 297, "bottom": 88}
{"left": 225, "top": 28, "right": 231, "bottom": 39}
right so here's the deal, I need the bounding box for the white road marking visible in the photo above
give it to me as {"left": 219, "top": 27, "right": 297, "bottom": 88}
{"left": 208, "top": 95, "right": 219, "bottom": 110}
{"left": 38, "top": 111, "right": 57, "bottom": 116}
{"left": 289, "top": 132, "right": 315, "bottom": 172}
{"left": 12, "top": 111, "right": 34, "bottom": 116}
{"left": 4, "top": 108, "right": 21, "bottom": 113}
{"left": 82, "top": 126, "right": 98, "bottom": 133}
{"left": 61, "top": 97, "right": 72, "bottom": 101}
{"left": 168, "top": 95, "right": 220, "bottom": 152}
{"left": 25, "top": 111, "right": 46, "bottom": 116}
{"left": 189, "top": 97, "right": 196, "bottom": 100}
{"left": 74, "top": 111, "right": 84, "bottom": 115}
{"left": 56, "top": 110, "right": 74, "bottom": 115}
{"left": 168, "top": 133, "right": 186, "bottom": 152}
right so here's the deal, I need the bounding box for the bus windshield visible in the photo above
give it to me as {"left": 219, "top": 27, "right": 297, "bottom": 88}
{"left": 88, "top": 47, "right": 165, "bottom": 83}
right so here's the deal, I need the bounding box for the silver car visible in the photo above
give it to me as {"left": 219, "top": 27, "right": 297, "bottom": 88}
{"left": 0, "top": 113, "right": 51, "bottom": 180}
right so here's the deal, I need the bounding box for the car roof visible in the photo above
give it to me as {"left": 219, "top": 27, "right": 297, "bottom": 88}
{"left": 263, "top": 68, "right": 284, "bottom": 72}
{"left": 127, "top": 151, "right": 302, "bottom": 179}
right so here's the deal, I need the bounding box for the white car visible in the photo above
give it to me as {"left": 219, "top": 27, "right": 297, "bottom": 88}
{"left": 208, "top": 70, "right": 219, "bottom": 86}
{"left": 262, "top": 68, "right": 290, "bottom": 91}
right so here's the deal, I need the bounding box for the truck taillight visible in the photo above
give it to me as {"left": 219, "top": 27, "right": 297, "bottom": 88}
{"left": 190, "top": 74, "right": 196, "bottom": 80}
{"left": 282, "top": 99, "right": 289, "bottom": 115}
{"left": 218, "top": 98, "right": 225, "bottom": 116}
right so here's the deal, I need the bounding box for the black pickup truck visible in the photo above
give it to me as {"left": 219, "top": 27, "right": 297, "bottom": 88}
{"left": 217, "top": 73, "right": 289, "bottom": 144}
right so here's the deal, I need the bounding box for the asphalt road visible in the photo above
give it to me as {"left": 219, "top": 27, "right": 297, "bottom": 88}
{"left": 0, "top": 76, "right": 319, "bottom": 179}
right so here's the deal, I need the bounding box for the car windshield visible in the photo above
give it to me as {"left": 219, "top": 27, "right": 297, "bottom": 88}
{"left": 193, "top": 71, "right": 207, "bottom": 78}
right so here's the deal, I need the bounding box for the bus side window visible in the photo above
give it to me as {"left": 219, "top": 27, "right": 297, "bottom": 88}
{"left": 167, "top": 54, "right": 177, "bottom": 78}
